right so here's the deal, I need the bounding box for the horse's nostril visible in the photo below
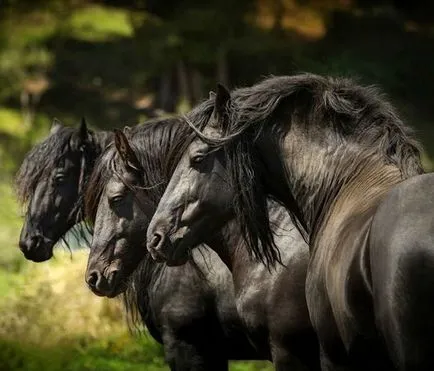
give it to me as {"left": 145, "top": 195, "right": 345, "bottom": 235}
{"left": 32, "top": 235, "right": 41, "bottom": 249}
{"left": 151, "top": 232, "right": 163, "bottom": 250}
{"left": 87, "top": 271, "right": 100, "bottom": 288}
{"left": 19, "top": 235, "right": 39, "bottom": 252}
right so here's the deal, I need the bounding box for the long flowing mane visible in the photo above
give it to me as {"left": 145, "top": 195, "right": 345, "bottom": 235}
{"left": 186, "top": 73, "right": 424, "bottom": 266}
{"left": 84, "top": 117, "right": 202, "bottom": 329}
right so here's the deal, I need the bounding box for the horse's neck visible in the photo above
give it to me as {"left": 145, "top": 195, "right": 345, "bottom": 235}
{"left": 126, "top": 256, "right": 166, "bottom": 326}
{"left": 206, "top": 220, "right": 252, "bottom": 290}
{"left": 206, "top": 203, "right": 289, "bottom": 291}
{"left": 263, "top": 129, "right": 405, "bottom": 239}
{"left": 290, "top": 147, "right": 404, "bottom": 257}
{"left": 315, "top": 159, "right": 403, "bottom": 246}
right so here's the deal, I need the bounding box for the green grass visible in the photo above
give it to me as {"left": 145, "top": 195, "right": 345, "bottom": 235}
{"left": 0, "top": 337, "right": 272, "bottom": 371}
{"left": 0, "top": 335, "right": 168, "bottom": 371}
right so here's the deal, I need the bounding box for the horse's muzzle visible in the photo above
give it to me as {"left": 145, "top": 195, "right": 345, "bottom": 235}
{"left": 86, "top": 268, "right": 124, "bottom": 298}
{"left": 18, "top": 234, "right": 54, "bottom": 262}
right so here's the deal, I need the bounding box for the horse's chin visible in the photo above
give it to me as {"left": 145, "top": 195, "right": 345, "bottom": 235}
{"left": 108, "top": 280, "right": 128, "bottom": 298}
{"left": 91, "top": 278, "right": 127, "bottom": 298}
{"left": 164, "top": 239, "right": 191, "bottom": 267}
{"left": 148, "top": 229, "right": 192, "bottom": 266}
{"left": 105, "top": 287, "right": 125, "bottom": 298}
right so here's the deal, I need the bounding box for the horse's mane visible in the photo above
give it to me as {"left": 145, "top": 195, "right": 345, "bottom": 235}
{"left": 187, "top": 73, "right": 424, "bottom": 267}
{"left": 85, "top": 116, "right": 189, "bottom": 223}
{"left": 15, "top": 126, "right": 77, "bottom": 204}
{"left": 85, "top": 116, "right": 202, "bottom": 329}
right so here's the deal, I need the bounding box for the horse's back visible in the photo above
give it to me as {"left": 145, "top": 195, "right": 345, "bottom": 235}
{"left": 370, "top": 172, "right": 434, "bottom": 370}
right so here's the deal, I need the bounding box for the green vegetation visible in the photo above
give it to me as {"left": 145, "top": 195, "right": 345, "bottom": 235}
{"left": 69, "top": 5, "right": 137, "bottom": 41}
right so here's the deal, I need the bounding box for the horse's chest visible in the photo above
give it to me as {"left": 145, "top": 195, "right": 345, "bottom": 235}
{"left": 236, "top": 288, "right": 266, "bottom": 330}
{"left": 235, "top": 273, "right": 269, "bottom": 350}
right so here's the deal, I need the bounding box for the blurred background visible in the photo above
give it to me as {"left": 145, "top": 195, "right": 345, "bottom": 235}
{"left": 0, "top": 0, "right": 433, "bottom": 370}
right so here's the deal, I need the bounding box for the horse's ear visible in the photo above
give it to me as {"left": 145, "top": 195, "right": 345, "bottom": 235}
{"left": 209, "top": 91, "right": 216, "bottom": 99}
{"left": 212, "top": 83, "right": 231, "bottom": 130}
{"left": 114, "top": 129, "right": 141, "bottom": 172}
{"left": 71, "top": 117, "right": 91, "bottom": 149}
{"left": 79, "top": 117, "right": 89, "bottom": 142}
{"left": 50, "top": 118, "right": 63, "bottom": 134}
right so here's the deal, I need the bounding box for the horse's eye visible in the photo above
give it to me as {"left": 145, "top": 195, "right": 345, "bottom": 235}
{"left": 190, "top": 154, "right": 205, "bottom": 165}
{"left": 54, "top": 173, "right": 66, "bottom": 185}
{"left": 110, "top": 195, "right": 124, "bottom": 205}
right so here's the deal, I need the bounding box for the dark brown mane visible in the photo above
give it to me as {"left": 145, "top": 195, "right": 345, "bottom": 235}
{"left": 186, "top": 73, "right": 424, "bottom": 267}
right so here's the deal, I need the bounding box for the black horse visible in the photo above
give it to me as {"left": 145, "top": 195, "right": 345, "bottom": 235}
{"left": 85, "top": 127, "right": 320, "bottom": 370}
{"left": 147, "top": 74, "right": 432, "bottom": 370}
{"left": 16, "top": 117, "right": 262, "bottom": 369}
{"left": 16, "top": 118, "right": 111, "bottom": 262}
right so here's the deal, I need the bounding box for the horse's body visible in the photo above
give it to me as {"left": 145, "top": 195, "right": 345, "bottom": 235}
{"left": 147, "top": 74, "right": 430, "bottom": 370}
{"left": 368, "top": 173, "right": 434, "bottom": 370}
